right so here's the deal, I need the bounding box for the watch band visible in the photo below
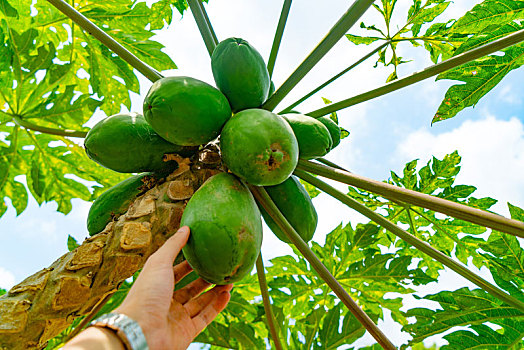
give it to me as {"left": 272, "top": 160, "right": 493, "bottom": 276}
{"left": 89, "top": 312, "right": 149, "bottom": 350}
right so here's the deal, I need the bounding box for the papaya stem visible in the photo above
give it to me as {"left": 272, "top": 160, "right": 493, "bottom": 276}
{"left": 64, "top": 292, "right": 115, "bottom": 343}
{"left": 13, "top": 115, "right": 88, "bottom": 138}
{"left": 307, "top": 28, "right": 524, "bottom": 118}
{"left": 262, "top": 0, "right": 375, "bottom": 111}
{"left": 46, "top": 0, "right": 163, "bottom": 83}
{"left": 316, "top": 157, "right": 348, "bottom": 171}
{"left": 197, "top": 0, "right": 218, "bottom": 45}
{"left": 188, "top": 0, "right": 217, "bottom": 57}
{"left": 297, "top": 159, "right": 524, "bottom": 238}
{"left": 256, "top": 254, "right": 285, "bottom": 350}
{"left": 267, "top": 0, "right": 292, "bottom": 79}
{"left": 294, "top": 169, "right": 524, "bottom": 313}
{"left": 249, "top": 185, "right": 396, "bottom": 350}
{"left": 280, "top": 41, "right": 389, "bottom": 113}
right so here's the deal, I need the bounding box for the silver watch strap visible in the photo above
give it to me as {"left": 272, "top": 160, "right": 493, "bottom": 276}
{"left": 90, "top": 312, "right": 149, "bottom": 350}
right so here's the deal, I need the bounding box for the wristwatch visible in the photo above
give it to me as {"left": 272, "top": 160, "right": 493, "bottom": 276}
{"left": 89, "top": 312, "right": 149, "bottom": 350}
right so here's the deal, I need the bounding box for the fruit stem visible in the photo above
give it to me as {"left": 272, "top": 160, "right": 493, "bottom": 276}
{"left": 255, "top": 254, "right": 285, "bottom": 350}
{"left": 267, "top": 0, "right": 293, "bottom": 79}
{"left": 13, "top": 115, "right": 88, "bottom": 138}
{"left": 280, "top": 41, "right": 389, "bottom": 113}
{"left": 297, "top": 159, "right": 524, "bottom": 238}
{"left": 294, "top": 169, "right": 524, "bottom": 313}
{"left": 46, "top": 0, "right": 163, "bottom": 83}
{"left": 249, "top": 185, "right": 396, "bottom": 350}
{"left": 188, "top": 0, "right": 218, "bottom": 56}
{"left": 307, "top": 28, "right": 524, "bottom": 118}
{"left": 262, "top": 0, "right": 376, "bottom": 111}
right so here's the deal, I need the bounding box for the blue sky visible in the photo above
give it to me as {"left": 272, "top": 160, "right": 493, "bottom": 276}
{"left": 1, "top": 0, "right": 523, "bottom": 347}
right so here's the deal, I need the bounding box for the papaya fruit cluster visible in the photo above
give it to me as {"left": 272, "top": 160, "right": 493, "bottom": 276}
{"left": 84, "top": 37, "right": 344, "bottom": 285}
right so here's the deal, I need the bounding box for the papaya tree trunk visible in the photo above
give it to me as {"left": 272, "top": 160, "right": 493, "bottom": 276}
{"left": 0, "top": 150, "right": 222, "bottom": 350}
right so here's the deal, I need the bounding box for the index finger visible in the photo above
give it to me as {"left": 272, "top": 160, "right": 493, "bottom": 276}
{"left": 150, "top": 226, "right": 190, "bottom": 265}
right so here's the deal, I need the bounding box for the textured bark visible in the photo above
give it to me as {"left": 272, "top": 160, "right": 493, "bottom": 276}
{"left": 0, "top": 149, "right": 223, "bottom": 349}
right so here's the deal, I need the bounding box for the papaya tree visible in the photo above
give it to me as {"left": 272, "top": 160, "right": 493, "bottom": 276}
{"left": 1, "top": 0, "right": 524, "bottom": 349}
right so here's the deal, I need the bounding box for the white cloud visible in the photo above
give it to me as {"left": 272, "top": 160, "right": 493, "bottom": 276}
{"left": 395, "top": 115, "right": 524, "bottom": 215}
{"left": 0, "top": 267, "right": 16, "bottom": 290}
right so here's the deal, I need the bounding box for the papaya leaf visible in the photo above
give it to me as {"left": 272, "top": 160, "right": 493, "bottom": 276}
{"left": 433, "top": 24, "right": 524, "bottom": 123}
{"left": 345, "top": 34, "right": 382, "bottom": 45}
{"left": 403, "top": 288, "right": 524, "bottom": 348}
{"left": 442, "top": 319, "right": 524, "bottom": 349}
{"left": 449, "top": 0, "right": 524, "bottom": 35}
{"left": 0, "top": 288, "right": 5, "bottom": 296}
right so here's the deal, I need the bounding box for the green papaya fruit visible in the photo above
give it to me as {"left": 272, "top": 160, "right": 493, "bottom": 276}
{"left": 260, "top": 176, "right": 318, "bottom": 244}
{"left": 281, "top": 113, "right": 332, "bottom": 159}
{"left": 143, "top": 76, "right": 232, "bottom": 146}
{"left": 87, "top": 173, "right": 159, "bottom": 236}
{"left": 220, "top": 108, "right": 299, "bottom": 186}
{"left": 211, "top": 38, "right": 270, "bottom": 112}
{"left": 84, "top": 113, "right": 197, "bottom": 174}
{"left": 181, "top": 173, "right": 262, "bottom": 284}
{"left": 317, "top": 116, "right": 341, "bottom": 148}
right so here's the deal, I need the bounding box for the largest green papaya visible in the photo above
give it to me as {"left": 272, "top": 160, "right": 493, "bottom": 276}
{"left": 87, "top": 173, "right": 159, "bottom": 235}
{"left": 84, "top": 113, "right": 197, "bottom": 173}
{"left": 211, "top": 37, "right": 270, "bottom": 112}
{"left": 143, "top": 76, "right": 232, "bottom": 146}
{"left": 220, "top": 108, "right": 299, "bottom": 186}
{"left": 180, "top": 173, "right": 262, "bottom": 285}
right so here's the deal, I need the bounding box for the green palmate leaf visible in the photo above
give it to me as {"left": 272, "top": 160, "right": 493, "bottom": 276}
{"left": 345, "top": 34, "right": 382, "bottom": 45}
{"left": 433, "top": 24, "right": 524, "bottom": 123}
{"left": 403, "top": 287, "right": 524, "bottom": 347}
{"left": 449, "top": 0, "right": 524, "bottom": 35}
{"left": 0, "top": 288, "right": 6, "bottom": 296}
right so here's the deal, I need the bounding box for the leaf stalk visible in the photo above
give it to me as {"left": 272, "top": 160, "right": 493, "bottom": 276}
{"left": 294, "top": 169, "right": 524, "bottom": 313}
{"left": 298, "top": 160, "right": 524, "bottom": 238}
{"left": 187, "top": 0, "right": 218, "bottom": 57}
{"left": 46, "top": 0, "right": 163, "bottom": 83}
{"left": 249, "top": 185, "right": 396, "bottom": 350}
{"left": 13, "top": 115, "right": 87, "bottom": 138}
{"left": 267, "top": 0, "right": 292, "bottom": 78}
{"left": 262, "top": 0, "right": 376, "bottom": 111}
{"left": 255, "top": 255, "right": 285, "bottom": 350}
{"left": 307, "top": 28, "right": 524, "bottom": 117}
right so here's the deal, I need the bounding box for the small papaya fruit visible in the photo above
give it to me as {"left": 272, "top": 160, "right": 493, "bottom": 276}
{"left": 87, "top": 173, "right": 159, "bottom": 236}
{"left": 143, "top": 76, "right": 232, "bottom": 146}
{"left": 211, "top": 38, "right": 270, "bottom": 112}
{"left": 281, "top": 113, "right": 332, "bottom": 159}
{"left": 220, "top": 108, "right": 299, "bottom": 186}
{"left": 84, "top": 113, "right": 197, "bottom": 173}
{"left": 317, "top": 116, "right": 341, "bottom": 149}
{"left": 180, "top": 173, "right": 262, "bottom": 284}
{"left": 260, "top": 176, "right": 318, "bottom": 244}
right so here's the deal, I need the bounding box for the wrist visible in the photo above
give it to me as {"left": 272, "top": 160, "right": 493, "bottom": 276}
{"left": 88, "top": 312, "right": 149, "bottom": 350}
{"left": 64, "top": 326, "right": 126, "bottom": 350}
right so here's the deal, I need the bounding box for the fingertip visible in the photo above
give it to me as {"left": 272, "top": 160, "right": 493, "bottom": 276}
{"left": 214, "top": 290, "right": 231, "bottom": 311}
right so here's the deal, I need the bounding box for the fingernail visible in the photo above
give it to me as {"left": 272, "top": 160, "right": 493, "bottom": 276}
{"left": 177, "top": 226, "right": 189, "bottom": 235}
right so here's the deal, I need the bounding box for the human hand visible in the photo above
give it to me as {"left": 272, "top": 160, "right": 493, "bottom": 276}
{"left": 115, "top": 226, "right": 233, "bottom": 350}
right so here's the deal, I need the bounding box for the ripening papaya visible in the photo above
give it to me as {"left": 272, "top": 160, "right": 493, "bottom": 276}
{"left": 87, "top": 173, "right": 159, "bottom": 235}
{"left": 180, "top": 173, "right": 262, "bottom": 285}
{"left": 143, "top": 76, "right": 232, "bottom": 146}
{"left": 220, "top": 108, "right": 299, "bottom": 186}
{"left": 281, "top": 113, "right": 332, "bottom": 159}
{"left": 211, "top": 38, "right": 270, "bottom": 112}
{"left": 84, "top": 113, "right": 197, "bottom": 174}
{"left": 260, "top": 176, "right": 318, "bottom": 244}
{"left": 317, "top": 116, "right": 342, "bottom": 149}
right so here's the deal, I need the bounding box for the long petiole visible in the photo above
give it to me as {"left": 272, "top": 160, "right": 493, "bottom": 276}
{"left": 47, "top": 0, "right": 163, "bottom": 83}
{"left": 262, "top": 0, "right": 376, "bottom": 111}
{"left": 249, "top": 185, "right": 396, "bottom": 350}
{"left": 307, "top": 28, "right": 524, "bottom": 117}
{"left": 13, "top": 115, "right": 87, "bottom": 138}
{"left": 297, "top": 159, "right": 524, "bottom": 238}
{"left": 267, "top": 0, "right": 293, "bottom": 79}
{"left": 188, "top": 0, "right": 218, "bottom": 57}
{"left": 255, "top": 255, "right": 285, "bottom": 350}
{"left": 280, "top": 41, "right": 389, "bottom": 113}
{"left": 294, "top": 169, "right": 524, "bottom": 313}
{"left": 197, "top": 0, "right": 218, "bottom": 46}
